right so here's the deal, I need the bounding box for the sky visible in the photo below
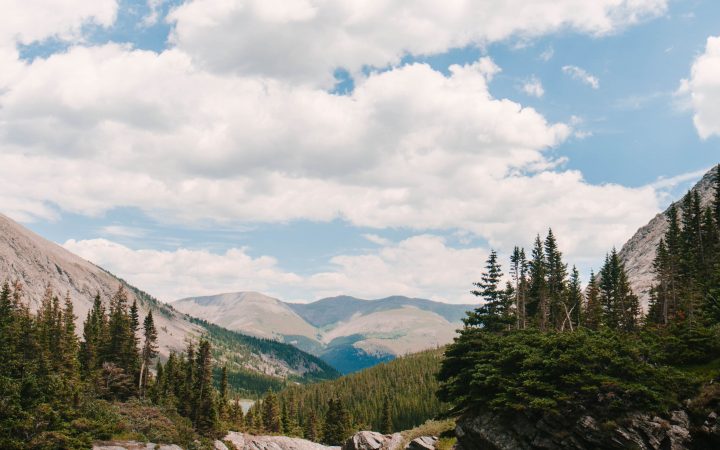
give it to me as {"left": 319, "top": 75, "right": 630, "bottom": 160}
{"left": 1, "top": 0, "right": 719, "bottom": 304}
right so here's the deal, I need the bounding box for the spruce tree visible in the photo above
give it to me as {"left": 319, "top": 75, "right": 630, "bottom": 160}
{"left": 465, "top": 250, "right": 512, "bottom": 331}
{"left": 380, "top": 398, "right": 393, "bottom": 434}
{"left": 566, "top": 266, "right": 583, "bottom": 331}
{"left": 544, "top": 229, "right": 568, "bottom": 330}
{"left": 263, "top": 390, "right": 282, "bottom": 433}
{"left": 510, "top": 247, "right": 528, "bottom": 329}
{"left": 304, "top": 411, "right": 320, "bottom": 442}
{"left": 140, "top": 310, "right": 158, "bottom": 396}
{"left": 527, "top": 235, "right": 548, "bottom": 329}
{"left": 193, "top": 339, "right": 218, "bottom": 435}
{"left": 599, "top": 249, "right": 639, "bottom": 332}
{"left": 584, "top": 270, "right": 602, "bottom": 330}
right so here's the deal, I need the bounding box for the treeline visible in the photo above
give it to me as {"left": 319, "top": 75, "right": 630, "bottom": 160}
{"left": 465, "top": 230, "right": 638, "bottom": 333}
{"left": 438, "top": 165, "right": 720, "bottom": 425}
{"left": 648, "top": 174, "right": 720, "bottom": 325}
{"left": 238, "top": 348, "right": 446, "bottom": 445}
{"left": 0, "top": 282, "right": 234, "bottom": 449}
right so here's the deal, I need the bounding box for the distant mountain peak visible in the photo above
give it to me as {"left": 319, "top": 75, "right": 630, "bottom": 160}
{"left": 174, "top": 290, "right": 474, "bottom": 373}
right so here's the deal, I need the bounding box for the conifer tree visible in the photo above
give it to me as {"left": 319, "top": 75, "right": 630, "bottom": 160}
{"left": 193, "top": 339, "right": 218, "bottom": 435}
{"left": 510, "top": 247, "right": 528, "bottom": 329}
{"left": 527, "top": 235, "right": 548, "bottom": 329}
{"left": 599, "top": 249, "right": 639, "bottom": 332}
{"left": 263, "top": 390, "right": 282, "bottom": 433}
{"left": 304, "top": 411, "right": 320, "bottom": 442}
{"left": 584, "top": 270, "right": 601, "bottom": 330}
{"left": 381, "top": 398, "right": 393, "bottom": 434}
{"left": 544, "top": 229, "right": 568, "bottom": 330}
{"left": 566, "top": 266, "right": 583, "bottom": 331}
{"left": 60, "top": 292, "right": 80, "bottom": 382}
{"left": 465, "top": 250, "right": 513, "bottom": 331}
{"left": 140, "top": 310, "right": 158, "bottom": 396}
{"left": 219, "top": 365, "right": 229, "bottom": 419}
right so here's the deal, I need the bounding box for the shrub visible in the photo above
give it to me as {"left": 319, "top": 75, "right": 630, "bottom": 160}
{"left": 438, "top": 328, "right": 698, "bottom": 420}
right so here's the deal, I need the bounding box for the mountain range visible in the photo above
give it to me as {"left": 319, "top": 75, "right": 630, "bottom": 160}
{"left": 0, "top": 213, "right": 338, "bottom": 393}
{"left": 173, "top": 292, "right": 473, "bottom": 373}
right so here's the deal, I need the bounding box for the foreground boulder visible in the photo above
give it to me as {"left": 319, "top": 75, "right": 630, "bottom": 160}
{"left": 342, "top": 431, "right": 403, "bottom": 450}
{"left": 406, "top": 436, "right": 438, "bottom": 450}
{"left": 224, "top": 431, "right": 339, "bottom": 450}
{"left": 93, "top": 442, "right": 182, "bottom": 450}
{"left": 455, "top": 410, "right": 696, "bottom": 450}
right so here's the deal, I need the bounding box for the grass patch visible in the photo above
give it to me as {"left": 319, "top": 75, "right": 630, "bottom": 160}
{"left": 399, "top": 419, "right": 456, "bottom": 448}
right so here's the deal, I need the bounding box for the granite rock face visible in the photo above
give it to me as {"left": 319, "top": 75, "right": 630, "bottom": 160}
{"left": 224, "top": 431, "right": 339, "bottom": 450}
{"left": 342, "top": 431, "right": 403, "bottom": 450}
{"left": 454, "top": 409, "right": 697, "bottom": 450}
{"left": 618, "top": 168, "right": 716, "bottom": 308}
{"left": 406, "top": 436, "right": 438, "bottom": 450}
{"left": 92, "top": 442, "right": 183, "bottom": 450}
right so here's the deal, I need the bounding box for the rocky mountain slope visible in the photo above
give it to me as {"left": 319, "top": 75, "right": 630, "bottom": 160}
{"left": 174, "top": 293, "right": 473, "bottom": 373}
{"left": 619, "top": 167, "right": 716, "bottom": 307}
{"left": 0, "top": 213, "right": 338, "bottom": 388}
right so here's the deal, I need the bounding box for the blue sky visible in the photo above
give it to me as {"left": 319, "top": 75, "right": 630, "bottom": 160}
{"left": 2, "top": 0, "right": 719, "bottom": 303}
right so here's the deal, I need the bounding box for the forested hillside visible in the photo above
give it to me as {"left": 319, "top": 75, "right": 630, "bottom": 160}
{"left": 243, "top": 348, "right": 446, "bottom": 445}
{"left": 0, "top": 282, "right": 236, "bottom": 448}
{"left": 0, "top": 213, "right": 339, "bottom": 397}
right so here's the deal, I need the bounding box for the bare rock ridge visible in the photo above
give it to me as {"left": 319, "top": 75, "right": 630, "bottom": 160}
{"left": 453, "top": 408, "right": 720, "bottom": 450}
{"left": 0, "top": 212, "right": 199, "bottom": 357}
{"left": 619, "top": 168, "right": 717, "bottom": 307}
{"left": 0, "top": 212, "right": 337, "bottom": 381}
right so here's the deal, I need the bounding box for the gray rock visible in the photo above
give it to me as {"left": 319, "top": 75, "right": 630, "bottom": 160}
{"left": 92, "top": 442, "right": 182, "bottom": 450}
{"left": 343, "top": 431, "right": 403, "bottom": 450}
{"left": 224, "top": 431, "right": 338, "bottom": 450}
{"left": 455, "top": 409, "right": 695, "bottom": 450}
{"left": 406, "top": 436, "right": 438, "bottom": 450}
{"left": 216, "top": 440, "right": 230, "bottom": 450}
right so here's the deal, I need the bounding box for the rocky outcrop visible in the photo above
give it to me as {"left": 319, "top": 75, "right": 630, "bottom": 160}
{"left": 342, "top": 431, "right": 403, "bottom": 450}
{"left": 224, "top": 431, "right": 339, "bottom": 450}
{"left": 92, "top": 442, "right": 182, "bottom": 450}
{"left": 618, "top": 168, "right": 716, "bottom": 308}
{"left": 406, "top": 436, "right": 438, "bottom": 450}
{"left": 454, "top": 409, "right": 699, "bottom": 450}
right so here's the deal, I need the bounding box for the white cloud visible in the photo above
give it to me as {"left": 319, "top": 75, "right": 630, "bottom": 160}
{"left": 63, "top": 238, "right": 303, "bottom": 301}
{"left": 63, "top": 235, "right": 487, "bottom": 303}
{"left": 521, "top": 76, "right": 545, "bottom": 97}
{"left": 562, "top": 65, "right": 600, "bottom": 89}
{"left": 539, "top": 46, "right": 555, "bottom": 61}
{"left": 0, "top": 43, "right": 663, "bottom": 263}
{"left": 0, "top": 0, "right": 672, "bottom": 302}
{"left": 168, "top": 0, "right": 667, "bottom": 86}
{"left": 680, "top": 36, "right": 720, "bottom": 139}
{"left": 0, "top": 0, "right": 117, "bottom": 46}
{"left": 99, "top": 225, "right": 148, "bottom": 238}
{"left": 307, "top": 235, "right": 488, "bottom": 303}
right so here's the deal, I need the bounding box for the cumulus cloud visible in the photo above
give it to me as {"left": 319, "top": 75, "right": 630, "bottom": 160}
{"left": 63, "top": 238, "right": 303, "bottom": 301}
{"left": 0, "top": 44, "right": 662, "bottom": 262}
{"left": 680, "top": 36, "right": 720, "bottom": 139}
{"left": 562, "top": 65, "right": 600, "bottom": 89}
{"left": 169, "top": 0, "right": 667, "bottom": 85}
{"left": 0, "top": 0, "right": 117, "bottom": 46}
{"left": 64, "top": 235, "right": 487, "bottom": 303}
{"left": 0, "top": 0, "right": 672, "bottom": 301}
{"left": 521, "top": 76, "right": 545, "bottom": 97}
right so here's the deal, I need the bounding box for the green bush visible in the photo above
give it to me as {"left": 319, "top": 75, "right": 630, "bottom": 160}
{"left": 438, "top": 328, "right": 698, "bottom": 420}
